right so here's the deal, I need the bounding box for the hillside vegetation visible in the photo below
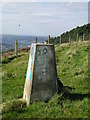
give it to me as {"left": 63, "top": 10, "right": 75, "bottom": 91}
{"left": 50, "top": 24, "right": 89, "bottom": 44}
{"left": 2, "top": 41, "right": 88, "bottom": 118}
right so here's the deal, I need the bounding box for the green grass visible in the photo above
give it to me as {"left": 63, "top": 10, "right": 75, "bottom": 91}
{"left": 2, "top": 41, "right": 89, "bottom": 118}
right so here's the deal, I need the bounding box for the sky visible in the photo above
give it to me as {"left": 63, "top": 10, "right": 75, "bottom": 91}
{"left": 0, "top": 1, "right": 88, "bottom": 37}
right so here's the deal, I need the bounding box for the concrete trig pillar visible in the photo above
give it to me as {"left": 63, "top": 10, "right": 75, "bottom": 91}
{"left": 23, "top": 43, "right": 57, "bottom": 106}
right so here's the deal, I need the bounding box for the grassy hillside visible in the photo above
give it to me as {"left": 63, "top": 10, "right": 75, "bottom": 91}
{"left": 49, "top": 24, "right": 89, "bottom": 44}
{"left": 2, "top": 41, "right": 88, "bottom": 118}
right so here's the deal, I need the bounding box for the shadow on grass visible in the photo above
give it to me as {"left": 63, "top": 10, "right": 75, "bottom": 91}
{"left": 63, "top": 86, "right": 75, "bottom": 91}
{"left": 60, "top": 86, "right": 89, "bottom": 101}
{"left": 2, "top": 54, "right": 24, "bottom": 64}
{"left": 63, "top": 92, "right": 89, "bottom": 101}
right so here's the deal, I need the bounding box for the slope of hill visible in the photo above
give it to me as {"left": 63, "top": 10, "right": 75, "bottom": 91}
{"left": 50, "top": 24, "right": 89, "bottom": 44}
{"left": 2, "top": 41, "right": 88, "bottom": 118}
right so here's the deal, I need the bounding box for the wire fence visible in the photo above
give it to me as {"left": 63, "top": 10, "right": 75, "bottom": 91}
{"left": 2, "top": 37, "right": 45, "bottom": 54}
{"left": 2, "top": 33, "right": 89, "bottom": 56}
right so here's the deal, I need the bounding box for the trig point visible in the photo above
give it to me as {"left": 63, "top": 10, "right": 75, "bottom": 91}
{"left": 23, "top": 43, "right": 57, "bottom": 106}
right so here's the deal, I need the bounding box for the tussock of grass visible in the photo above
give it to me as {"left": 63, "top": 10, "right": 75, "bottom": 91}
{"left": 2, "top": 99, "right": 26, "bottom": 113}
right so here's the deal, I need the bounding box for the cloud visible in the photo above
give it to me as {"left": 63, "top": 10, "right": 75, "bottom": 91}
{"left": 1, "top": 2, "right": 88, "bottom": 36}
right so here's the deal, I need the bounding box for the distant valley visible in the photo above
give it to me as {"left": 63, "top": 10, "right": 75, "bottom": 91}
{"left": 1, "top": 34, "right": 48, "bottom": 53}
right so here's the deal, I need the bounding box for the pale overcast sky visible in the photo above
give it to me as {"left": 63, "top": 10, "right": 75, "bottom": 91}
{"left": 0, "top": 1, "right": 88, "bottom": 37}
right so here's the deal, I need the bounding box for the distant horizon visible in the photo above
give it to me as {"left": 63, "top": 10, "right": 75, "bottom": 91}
{"left": 1, "top": 23, "right": 88, "bottom": 37}
{"left": 1, "top": 34, "right": 48, "bottom": 37}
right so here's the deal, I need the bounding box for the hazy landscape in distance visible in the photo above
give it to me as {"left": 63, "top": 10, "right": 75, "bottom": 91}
{"left": 1, "top": 34, "right": 48, "bottom": 53}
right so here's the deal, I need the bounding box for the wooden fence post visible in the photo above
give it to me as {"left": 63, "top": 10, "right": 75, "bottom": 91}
{"left": 89, "top": 34, "right": 90, "bottom": 41}
{"left": 83, "top": 34, "right": 85, "bottom": 41}
{"left": 77, "top": 33, "right": 79, "bottom": 42}
{"left": 35, "top": 37, "right": 37, "bottom": 43}
{"left": 60, "top": 35, "right": 61, "bottom": 45}
{"left": 48, "top": 35, "right": 50, "bottom": 44}
{"left": 79, "top": 36, "right": 81, "bottom": 42}
{"left": 15, "top": 40, "right": 18, "bottom": 57}
{"left": 69, "top": 36, "right": 71, "bottom": 44}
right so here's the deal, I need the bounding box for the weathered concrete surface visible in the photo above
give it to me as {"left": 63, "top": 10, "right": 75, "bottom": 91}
{"left": 23, "top": 43, "right": 57, "bottom": 105}
{"left": 31, "top": 44, "right": 57, "bottom": 102}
